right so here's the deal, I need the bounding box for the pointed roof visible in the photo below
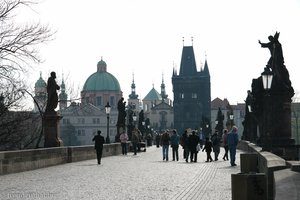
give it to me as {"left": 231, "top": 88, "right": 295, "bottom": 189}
{"left": 179, "top": 46, "right": 197, "bottom": 76}
{"left": 143, "top": 87, "right": 162, "bottom": 101}
{"left": 203, "top": 57, "right": 210, "bottom": 76}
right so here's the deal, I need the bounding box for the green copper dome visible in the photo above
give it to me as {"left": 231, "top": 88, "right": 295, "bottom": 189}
{"left": 83, "top": 58, "right": 121, "bottom": 92}
{"left": 143, "top": 87, "right": 162, "bottom": 101}
{"left": 35, "top": 74, "right": 46, "bottom": 88}
{"left": 83, "top": 72, "right": 121, "bottom": 91}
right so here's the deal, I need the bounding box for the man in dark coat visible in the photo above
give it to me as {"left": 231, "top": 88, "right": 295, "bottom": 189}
{"left": 92, "top": 130, "right": 105, "bottom": 164}
{"left": 188, "top": 131, "right": 200, "bottom": 162}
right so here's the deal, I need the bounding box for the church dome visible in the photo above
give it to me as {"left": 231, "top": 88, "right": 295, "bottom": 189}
{"left": 82, "top": 58, "right": 121, "bottom": 92}
{"left": 35, "top": 73, "right": 46, "bottom": 88}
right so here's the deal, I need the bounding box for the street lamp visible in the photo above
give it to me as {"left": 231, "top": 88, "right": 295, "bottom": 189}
{"left": 230, "top": 114, "right": 234, "bottom": 130}
{"left": 261, "top": 67, "right": 274, "bottom": 90}
{"left": 248, "top": 105, "right": 252, "bottom": 113}
{"left": 105, "top": 102, "right": 111, "bottom": 144}
{"left": 261, "top": 67, "right": 274, "bottom": 150}
{"left": 133, "top": 112, "right": 137, "bottom": 127}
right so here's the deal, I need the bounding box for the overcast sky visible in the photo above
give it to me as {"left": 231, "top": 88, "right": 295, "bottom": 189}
{"left": 21, "top": 0, "right": 300, "bottom": 106}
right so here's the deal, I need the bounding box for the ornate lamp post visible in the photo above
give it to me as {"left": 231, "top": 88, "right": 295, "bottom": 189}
{"left": 261, "top": 67, "right": 273, "bottom": 91}
{"left": 229, "top": 113, "right": 234, "bottom": 130}
{"left": 133, "top": 112, "right": 137, "bottom": 128}
{"left": 105, "top": 102, "right": 111, "bottom": 144}
{"left": 142, "top": 121, "right": 145, "bottom": 138}
{"left": 261, "top": 67, "right": 274, "bottom": 150}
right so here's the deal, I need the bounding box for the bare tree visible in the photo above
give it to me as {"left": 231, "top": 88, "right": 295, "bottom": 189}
{"left": 0, "top": 0, "right": 54, "bottom": 150}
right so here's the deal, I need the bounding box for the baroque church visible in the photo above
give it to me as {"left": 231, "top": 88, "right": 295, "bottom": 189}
{"left": 33, "top": 58, "right": 174, "bottom": 145}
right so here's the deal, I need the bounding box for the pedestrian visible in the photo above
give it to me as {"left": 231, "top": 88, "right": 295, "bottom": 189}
{"left": 180, "top": 129, "right": 188, "bottom": 160}
{"left": 160, "top": 130, "right": 170, "bottom": 161}
{"left": 92, "top": 130, "right": 105, "bottom": 165}
{"left": 222, "top": 129, "right": 229, "bottom": 161}
{"left": 119, "top": 130, "right": 128, "bottom": 155}
{"left": 211, "top": 130, "right": 221, "bottom": 161}
{"left": 132, "top": 128, "right": 139, "bottom": 155}
{"left": 188, "top": 130, "right": 200, "bottom": 162}
{"left": 155, "top": 133, "right": 161, "bottom": 148}
{"left": 202, "top": 137, "right": 213, "bottom": 162}
{"left": 170, "top": 130, "right": 180, "bottom": 161}
{"left": 227, "top": 126, "right": 239, "bottom": 166}
{"left": 198, "top": 128, "right": 204, "bottom": 149}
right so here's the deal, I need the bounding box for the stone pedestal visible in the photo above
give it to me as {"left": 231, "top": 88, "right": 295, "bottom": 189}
{"left": 232, "top": 173, "right": 267, "bottom": 200}
{"left": 43, "top": 112, "right": 63, "bottom": 147}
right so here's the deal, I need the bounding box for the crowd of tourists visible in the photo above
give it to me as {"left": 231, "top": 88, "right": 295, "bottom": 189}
{"left": 158, "top": 126, "right": 239, "bottom": 166}
{"left": 92, "top": 126, "right": 239, "bottom": 167}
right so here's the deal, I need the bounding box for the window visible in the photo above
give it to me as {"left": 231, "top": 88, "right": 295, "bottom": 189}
{"left": 63, "top": 118, "right": 70, "bottom": 124}
{"left": 180, "top": 93, "right": 184, "bottom": 99}
{"left": 77, "top": 118, "right": 85, "bottom": 124}
{"left": 93, "top": 118, "right": 100, "bottom": 124}
{"left": 110, "top": 96, "right": 115, "bottom": 107}
{"left": 77, "top": 129, "right": 86, "bottom": 136}
{"left": 96, "top": 96, "right": 102, "bottom": 106}
{"left": 192, "top": 93, "right": 197, "bottom": 99}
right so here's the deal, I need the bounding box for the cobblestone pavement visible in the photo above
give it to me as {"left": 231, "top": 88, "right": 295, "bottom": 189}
{"left": 0, "top": 146, "right": 242, "bottom": 200}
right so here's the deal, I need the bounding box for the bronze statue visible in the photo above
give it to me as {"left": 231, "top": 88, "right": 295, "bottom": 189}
{"left": 45, "top": 72, "right": 60, "bottom": 113}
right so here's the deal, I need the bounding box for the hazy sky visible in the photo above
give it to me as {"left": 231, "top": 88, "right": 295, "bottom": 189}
{"left": 21, "top": 0, "right": 300, "bottom": 106}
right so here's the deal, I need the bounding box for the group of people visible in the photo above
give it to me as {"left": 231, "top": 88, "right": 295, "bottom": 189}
{"left": 92, "top": 126, "right": 239, "bottom": 167}
{"left": 158, "top": 126, "right": 239, "bottom": 166}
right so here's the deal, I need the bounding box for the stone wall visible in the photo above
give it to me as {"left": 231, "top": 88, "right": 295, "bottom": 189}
{"left": 0, "top": 143, "right": 122, "bottom": 175}
{"left": 237, "top": 141, "right": 287, "bottom": 200}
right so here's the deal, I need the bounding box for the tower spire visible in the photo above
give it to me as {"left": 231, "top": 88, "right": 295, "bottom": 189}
{"left": 129, "top": 72, "right": 138, "bottom": 99}
{"left": 161, "top": 73, "right": 168, "bottom": 101}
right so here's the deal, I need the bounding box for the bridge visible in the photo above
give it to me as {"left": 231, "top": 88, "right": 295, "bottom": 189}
{"left": 0, "top": 146, "right": 240, "bottom": 200}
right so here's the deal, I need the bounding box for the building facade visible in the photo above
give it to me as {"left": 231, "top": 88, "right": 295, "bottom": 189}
{"left": 59, "top": 58, "right": 120, "bottom": 145}
{"left": 172, "top": 45, "right": 211, "bottom": 134}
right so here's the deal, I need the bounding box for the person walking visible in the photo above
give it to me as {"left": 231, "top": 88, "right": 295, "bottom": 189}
{"left": 120, "top": 130, "right": 128, "bottom": 155}
{"left": 227, "top": 126, "right": 239, "bottom": 166}
{"left": 132, "top": 128, "right": 139, "bottom": 155}
{"left": 222, "top": 129, "right": 229, "bottom": 161}
{"left": 198, "top": 128, "right": 204, "bottom": 149}
{"left": 160, "top": 130, "right": 170, "bottom": 161}
{"left": 92, "top": 130, "right": 105, "bottom": 165}
{"left": 211, "top": 130, "right": 221, "bottom": 161}
{"left": 170, "top": 130, "right": 180, "bottom": 161}
{"left": 202, "top": 137, "right": 213, "bottom": 162}
{"left": 155, "top": 133, "right": 161, "bottom": 148}
{"left": 188, "top": 130, "right": 200, "bottom": 162}
{"left": 180, "top": 130, "right": 188, "bottom": 161}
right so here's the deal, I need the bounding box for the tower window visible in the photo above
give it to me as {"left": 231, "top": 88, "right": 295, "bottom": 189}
{"left": 179, "top": 93, "right": 184, "bottom": 99}
{"left": 192, "top": 93, "right": 197, "bottom": 99}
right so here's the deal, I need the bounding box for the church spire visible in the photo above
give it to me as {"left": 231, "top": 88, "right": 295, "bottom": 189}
{"left": 161, "top": 73, "right": 168, "bottom": 101}
{"left": 59, "top": 74, "right": 68, "bottom": 110}
{"left": 129, "top": 73, "right": 138, "bottom": 99}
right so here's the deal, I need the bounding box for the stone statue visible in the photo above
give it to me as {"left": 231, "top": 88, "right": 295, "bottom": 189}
{"left": 117, "top": 97, "right": 126, "bottom": 126}
{"left": 259, "top": 31, "right": 284, "bottom": 69}
{"left": 259, "top": 32, "right": 294, "bottom": 97}
{"left": 45, "top": 72, "right": 60, "bottom": 113}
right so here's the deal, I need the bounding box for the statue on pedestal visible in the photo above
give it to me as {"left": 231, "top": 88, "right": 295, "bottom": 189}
{"left": 43, "top": 71, "right": 62, "bottom": 147}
